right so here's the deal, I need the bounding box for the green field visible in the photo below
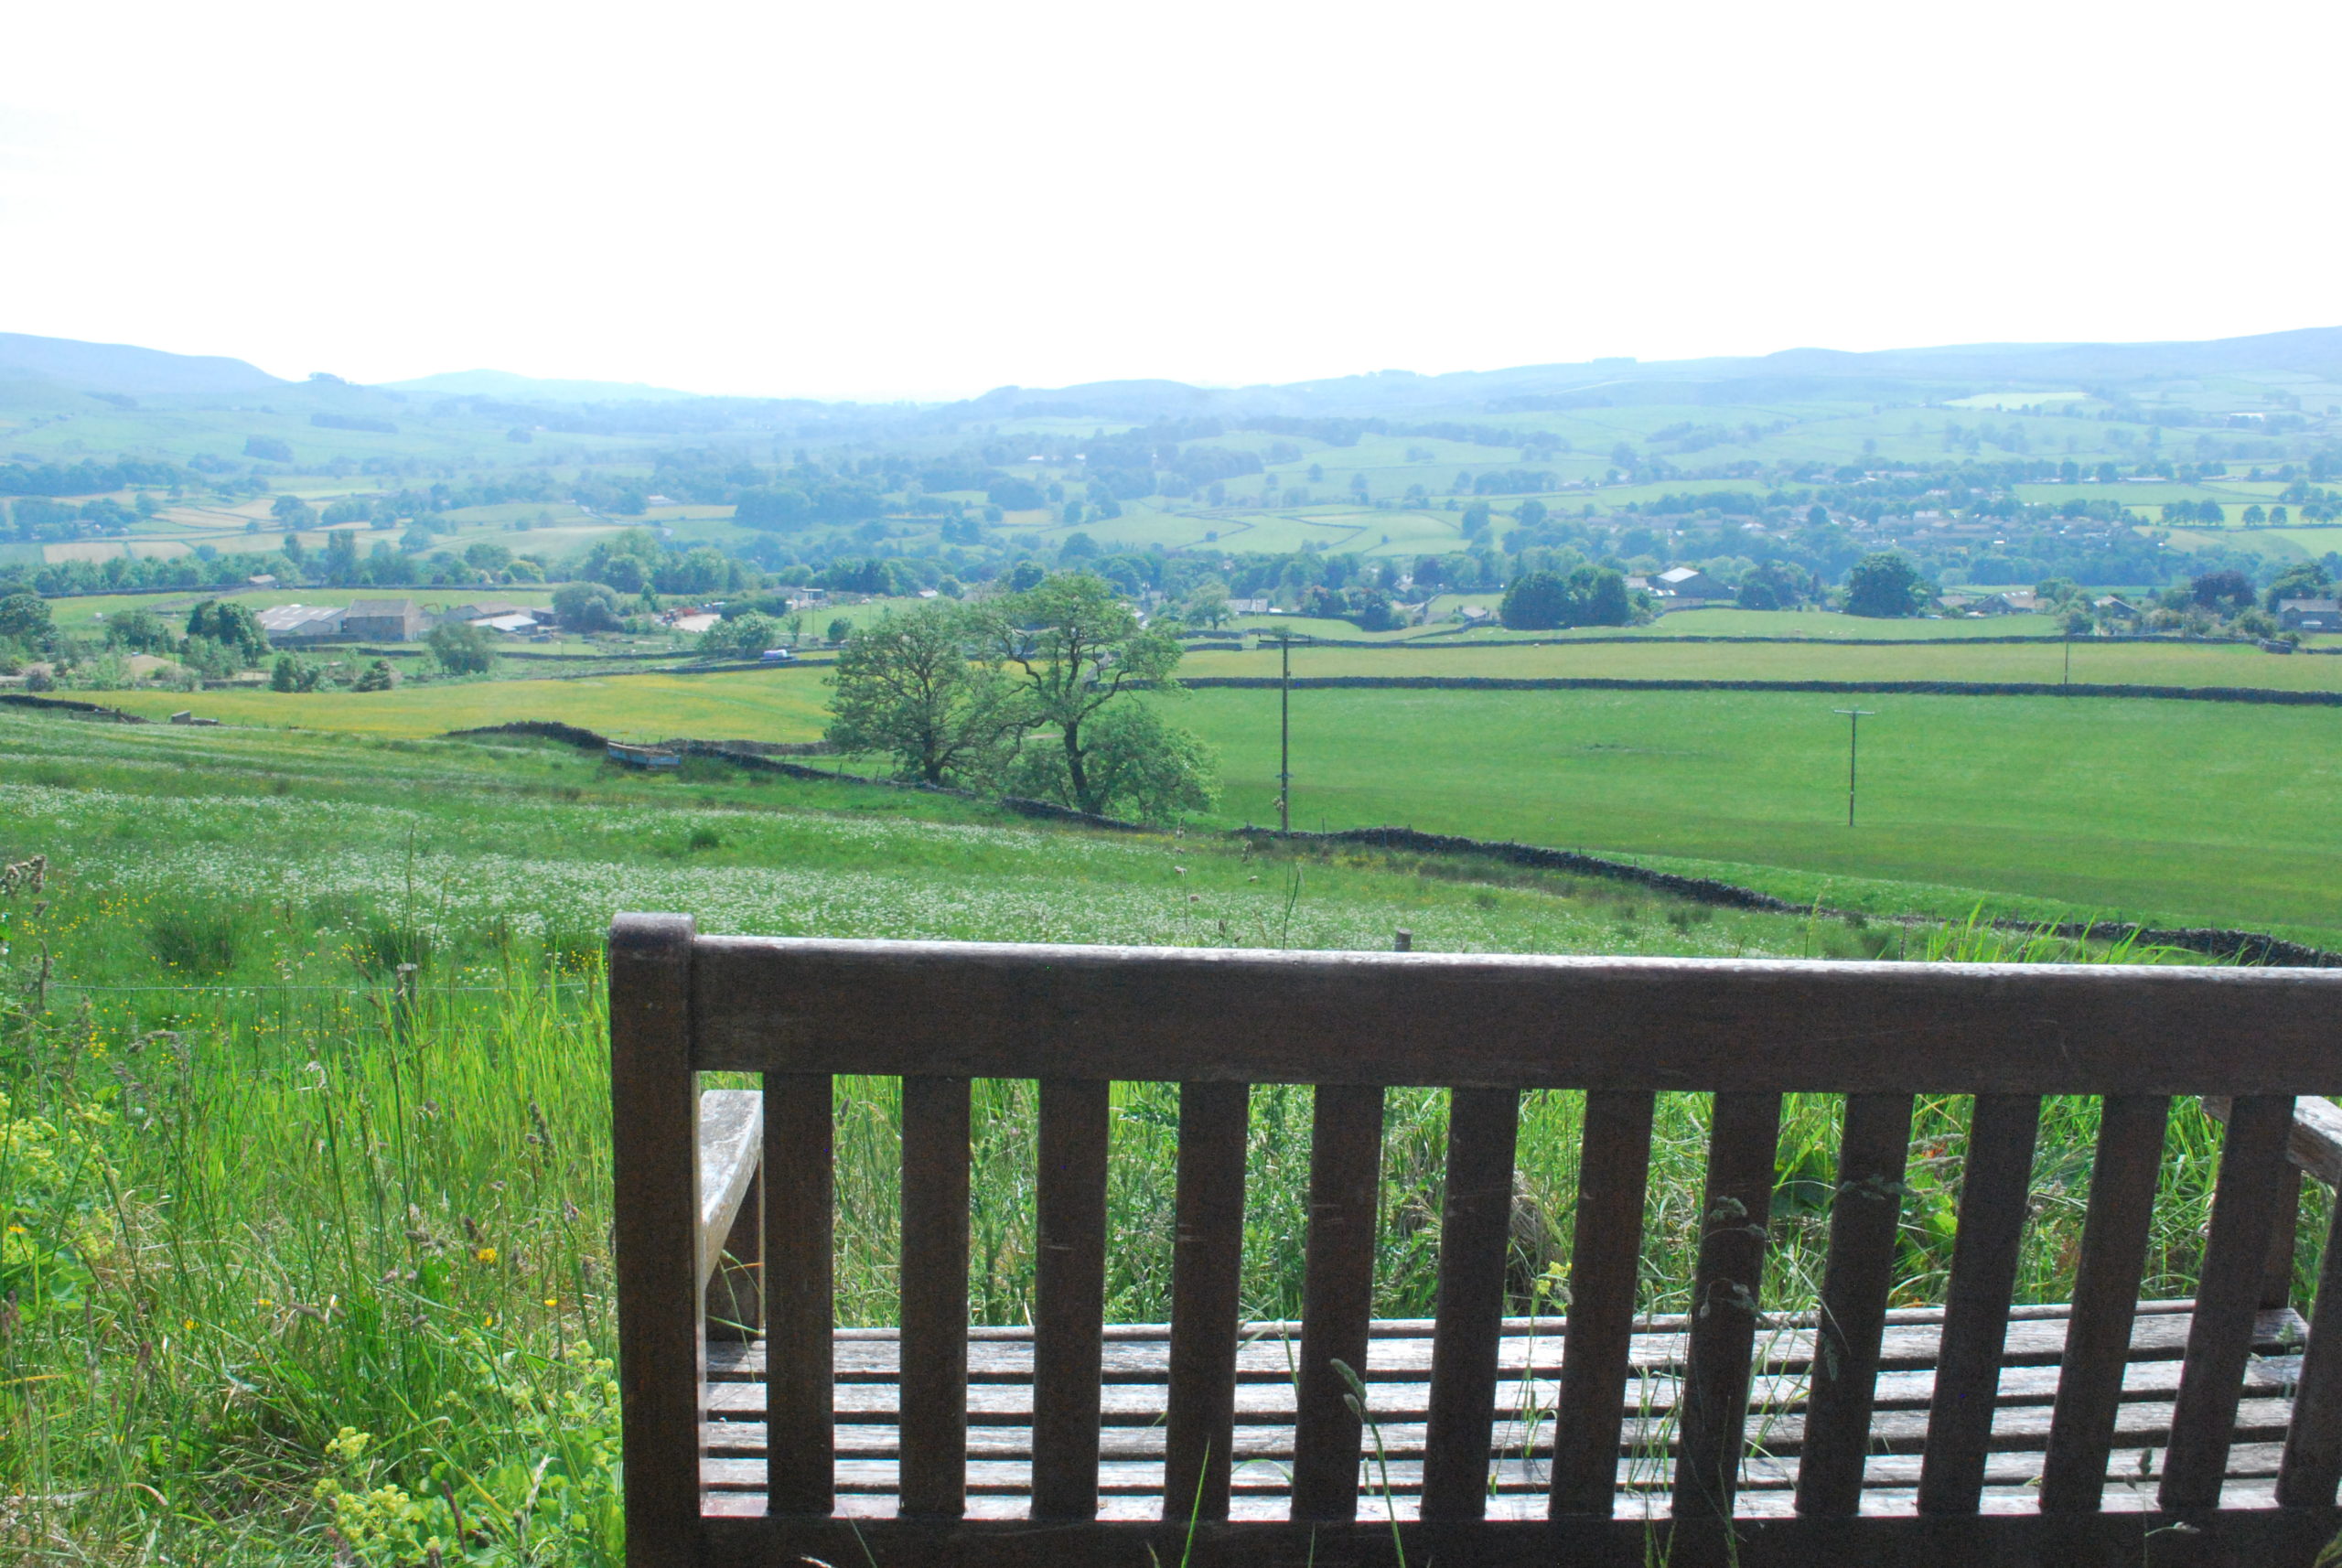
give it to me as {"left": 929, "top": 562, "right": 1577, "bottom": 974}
{"left": 1172, "top": 684, "right": 2342, "bottom": 942}
{"left": 72, "top": 619, "right": 2342, "bottom": 942}
{"left": 94, "top": 667, "right": 833, "bottom": 740}
{"left": 1182, "top": 633, "right": 2342, "bottom": 690}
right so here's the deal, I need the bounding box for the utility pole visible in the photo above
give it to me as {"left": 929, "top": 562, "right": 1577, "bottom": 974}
{"left": 1278, "top": 633, "right": 1292, "bottom": 832}
{"left": 1832, "top": 707, "right": 1875, "bottom": 827}
{"left": 2064, "top": 620, "right": 2072, "bottom": 687}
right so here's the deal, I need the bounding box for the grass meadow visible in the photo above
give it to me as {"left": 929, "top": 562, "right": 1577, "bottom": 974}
{"left": 2, "top": 709, "right": 2322, "bottom": 1564}
{"left": 1173, "top": 684, "right": 2342, "bottom": 942}
{"left": 85, "top": 621, "right": 2342, "bottom": 939}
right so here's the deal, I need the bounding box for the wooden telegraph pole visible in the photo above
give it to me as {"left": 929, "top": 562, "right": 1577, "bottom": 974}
{"left": 1832, "top": 707, "right": 1875, "bottom": 827}
{"left": 1277, "top": 632, "right": 1293, "bottom": 832}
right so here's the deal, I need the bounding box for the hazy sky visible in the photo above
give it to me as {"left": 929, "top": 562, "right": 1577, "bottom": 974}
{"left": 4, "top": 0, "right": 2336, "bottom": 402}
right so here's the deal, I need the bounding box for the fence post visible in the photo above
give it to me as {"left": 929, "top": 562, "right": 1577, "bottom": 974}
{"left": 392, "top": 962, "right": 419, "bottom": 1044}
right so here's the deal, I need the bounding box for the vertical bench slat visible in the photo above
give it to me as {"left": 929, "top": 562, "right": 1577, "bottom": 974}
{"left": 898, "top": 1075, "right": 972, "bottom": 1519}
{"left": 1164, "top": 1080, "right": 1251, "bottom": 1524}
{"left": 1291, "top": 1083, "right": 1387, "bottom": 1522}
{"left": 1795, "top": 1092, "right": 1916, "bottom": 1517}
{"left": 763, "top": 1072, "right": 834, "bottom": 1516}
{"left": 1918, "top": 1093, "right": 2041, "bottom": 1515}
{"left": 1548, "top": 1090, "right": 1655, "bottom": 1518}
{"left": 2261, "top": 1162, "right": 2304, "bottom": 1310}
{"left": 609, "top": 914, "right": 703, "bottom": 1561}
{"left": 1671, "top": 1091, "right": 1781, "bottom": 1523}
{"left": 2160, "top": 1093, "right": 2297, "bottom": 1509}
{"left": 1031, "top": 1078, "right": 1112, "bottom": 1520}
{"left": 2278, "top": 1182, "right": 2342, "bottom": 1507}
{"left": 1421, "top": 1087, "right": 1522, "bottom": 1521}
{"left": 2039, "top": 1093, "right": 2170, "bottom": 1513}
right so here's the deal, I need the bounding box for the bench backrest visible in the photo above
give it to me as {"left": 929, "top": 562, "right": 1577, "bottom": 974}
{"left": 610, "top": 914, "right": 2342, "bottom": 1564}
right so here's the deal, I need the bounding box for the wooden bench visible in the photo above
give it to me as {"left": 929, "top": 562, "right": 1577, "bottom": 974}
{"left": 610, "top": 915, "right": 2342, "bottom": 1565}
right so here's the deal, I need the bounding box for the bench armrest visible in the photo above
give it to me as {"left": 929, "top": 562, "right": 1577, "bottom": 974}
{"left": 2202, "top": 1093, "right": 2342, "bottom": 1188}
{"left": 697, "top": 1089, "right": 763, "bottom": 1293}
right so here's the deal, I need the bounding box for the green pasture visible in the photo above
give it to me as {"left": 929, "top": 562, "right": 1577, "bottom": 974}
{"left": 1171, "top": 684, "right": 2342, "bottom": 943}
{"left": 93, "top": 666, "right": 833, "bottom": 741}
{"left": 1179, "top": 631, "right": 2342, "bottom": 690}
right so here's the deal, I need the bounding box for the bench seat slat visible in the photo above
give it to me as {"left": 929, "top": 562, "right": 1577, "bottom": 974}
{"left": 703, "top": 1328, "right": 2303, "bottom": 1424}
{"left": 702, "top": 1303, "right": 2294, "bottom": 1383}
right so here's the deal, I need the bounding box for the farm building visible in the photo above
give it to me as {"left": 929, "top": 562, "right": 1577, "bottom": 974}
{"left": 1959, "top": 591, "right": 2042, "bottom": 616}
{"left": 255, "top": 604, "right": 347, "bottom": 644}
{"left": 340, "top": 598, "right": 424, "bottom": 641}
{"left": 1654, "top": 566, "right": 1730, "bottom": 603}
{"left": 444, "top": 602, "right": 553, "bottom": 634}
{"left": 2279, "top": 597, "right": 2342, "bottom": 632}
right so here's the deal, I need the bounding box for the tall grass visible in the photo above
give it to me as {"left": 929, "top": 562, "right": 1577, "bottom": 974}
{"left": 1, "top": 965, "right": 621, "bottom": 1565}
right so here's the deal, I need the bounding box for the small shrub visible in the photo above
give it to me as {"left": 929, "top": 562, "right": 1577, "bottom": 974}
{"left": 356, "top": 921, "right": 432, "bottom": 976}
{"left": 147, "top": 908, "right": 242, "bottom": 975}
{"left": 687, "top": 825, "right": 723, "bottom": 852}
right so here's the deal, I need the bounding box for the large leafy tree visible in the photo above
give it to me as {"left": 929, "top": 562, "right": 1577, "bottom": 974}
{"left": 1843, "top": 553, "right": 1926, "bottom": 618}
{"left": 184, "top": 599, "right": 270, "bottom": 664}
{"left": 826, "top": 601, "right": 1015, "bottom": 786}
{"left": 987, "top": 572, "right": 1187, "bottom": 816}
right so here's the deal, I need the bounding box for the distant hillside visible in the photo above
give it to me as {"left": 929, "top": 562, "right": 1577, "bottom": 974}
{"left": 382, "top": 369, "right": 704, "bottom": 403}
{"left": 0, "top": 332, "right": 285, "bottom": 397}
{"left": 962, "top": 326, "right": 2342, "bottom": 424}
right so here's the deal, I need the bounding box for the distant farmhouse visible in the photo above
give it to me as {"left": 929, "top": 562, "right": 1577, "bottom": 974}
{"left": 2279, "top": 598, "right": 2342, "bottom": 633}
{"left": 340, "top": 599, "right": 426, "bottom": 641}
{"left": 1653, "top": 566, "right": 1730, "bottom": 604}
{"left": 255, "top": 604, "right": 346, "bottom": 644}
{"left": 253, "top": 597, "right": 555, "bottom": 647}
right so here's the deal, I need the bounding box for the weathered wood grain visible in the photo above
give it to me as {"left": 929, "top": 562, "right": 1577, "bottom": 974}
{"left": 1671, "top": 1092, "right": 1780, "bottom": 1522}
{"left": 1918, "top": 1094, "right": 2041, "bottom": 1515}
{"left": 1165, "top": 1081, "right": 1250, "bottom": 1523}
{"left": 899, "top": 1076, "right": 972, "bottom": 1519}
{"left": 608, "top": 912, "right": 704, "bottom": 1562}
{"left": 1290, "top": 1084, "right": 1384, "bottom": 1521}
{"left": 1548, "top": 1089, "right": 1654, "bottom": 1518}
{"left": 1421, "top": 1087, "right": 1520, "bottom": 1520}
{"left": 763, "top": 1072, "right": 833, "bottom": 1515}
{"left": 2040, "top": 1094, "right": 2169, "bottom": 1513}
{"left": 1032, "top": 1079, "right": 1111, "bottom": 1520}
{"left": 2162, "top": 1095, "right": 2296, "bottom": 1509}
{"left": 690, "top": 937, "right": 2342, "bottom": 1093}
{"left": 2279, "top": 1183, "right": 2342, "bottom": 1507}
{"left": 1794, "top": 1092, "right": 1914, "bottom": 1517}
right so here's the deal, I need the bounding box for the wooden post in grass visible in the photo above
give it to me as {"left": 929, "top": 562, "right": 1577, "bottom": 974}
{"left": 1832, "top": 707, "right": 1875, "bottom": 827}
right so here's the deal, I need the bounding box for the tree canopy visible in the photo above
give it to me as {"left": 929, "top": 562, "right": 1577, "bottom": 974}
{"left": 824, "top": 601, "right": 1015, "bottom": 787}
{"left": 1843, "top": 553, "right": 1926, "bottom": 618}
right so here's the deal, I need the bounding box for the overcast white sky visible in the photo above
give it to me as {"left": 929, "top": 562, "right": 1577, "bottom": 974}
{"left": 3, "top": 0, "right": 2336, "bottom": 402}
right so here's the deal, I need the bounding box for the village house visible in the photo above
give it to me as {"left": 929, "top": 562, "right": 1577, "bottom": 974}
{"left": 2278, "top": 597, "right": 2342, "bottom": 633}
{"left": 339, "top": 598, "right": 425, "bottom": 641}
